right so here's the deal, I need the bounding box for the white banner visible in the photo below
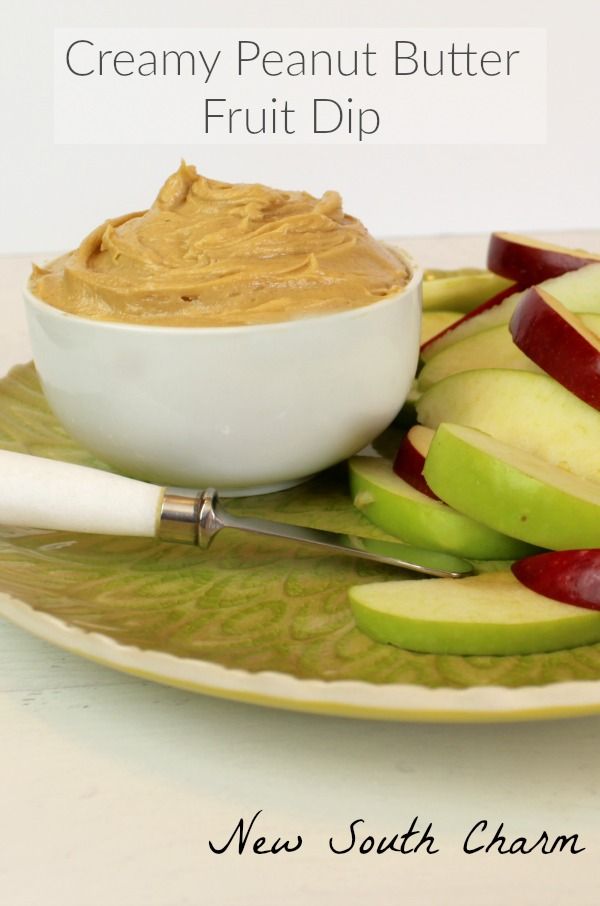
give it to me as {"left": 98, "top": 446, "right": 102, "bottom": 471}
{"left": 54, "top": 28, "right": 547, "bottom": 145}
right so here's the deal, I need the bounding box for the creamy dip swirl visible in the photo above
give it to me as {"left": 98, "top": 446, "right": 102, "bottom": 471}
{"left": 30, "top": 163, "right": 409, "bottom": 327}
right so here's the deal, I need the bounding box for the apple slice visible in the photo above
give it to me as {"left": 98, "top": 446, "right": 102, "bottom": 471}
{"left": 349, "top": 571, "right": 600, "bottom": 656}
{"left": 420, "top": 284, "right": 521, "bottom": 361}
{"left": 418, "top": 323, "right": 541, "bottom": 391}
{"left": 349, "top": 456, "right": 535, "bottom": 560}
{"left": 488, "top": 232, "right": 600, "bottom": 283}
{"left": 512, "top": 550, "right": 600, "bottom": 611}
{"left": 420, "top": 310, "right": 462, "bottom": 345}
{"left": 419, "top": 312, "right": 600, "bottom": 390}
{"left": 510, "top": 287, "right": 600, "bottom": 411}
{"left": 420, "top": 262, "right": 600, "bottom": 362}
{"left": 416, "top": 369, "right": 600, "bottom": 483}
{"left": 423, "top": 423, "right": 600, "bottom": 550}
{"left": 392, "top": 426, "right": 437, "bottom": 498}
{"left": 422, "top": 268, "right": 513, "bottom": 313}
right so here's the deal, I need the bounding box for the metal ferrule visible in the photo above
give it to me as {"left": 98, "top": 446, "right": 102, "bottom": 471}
{"left": 158, "top": 487, "right": 222, "bottom": 548}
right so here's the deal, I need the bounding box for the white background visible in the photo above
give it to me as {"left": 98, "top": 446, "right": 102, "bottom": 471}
{"left": 1, "top": 0, "right": 600, "bottom": 252}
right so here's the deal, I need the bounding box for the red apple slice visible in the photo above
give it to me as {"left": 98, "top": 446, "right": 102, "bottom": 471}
{"left": 510, "top": 287, "right": 600, "bottom": 410}
{"left": 512, "top": 550, "right": 600, "bottom": 611}
{"left": 420, "top": 284, "right": 519, "bottom": 360}
{"left": 392, "top": 426, "right": 437, "bottom": 499}
{"left": 488, "top": 232, "right": 600, "bottom": 283}
{"left": 420, "top": 263, "right": 600, "bottom": 363}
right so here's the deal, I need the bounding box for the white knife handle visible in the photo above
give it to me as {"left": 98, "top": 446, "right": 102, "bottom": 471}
{"left": 0, "top": 450, "right": 164, "bottom": 538}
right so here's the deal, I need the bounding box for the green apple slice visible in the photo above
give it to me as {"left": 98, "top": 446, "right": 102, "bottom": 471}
{"left": 349, "top": 456, "right": 534, "bottom": 560}
{"left": 420, "top": 310, "right": 462, "bottom": 345}
{"left": 417, "top": 369, "right": 600, "bottom": 483}
{"left": 422, "top": 269, "right": 513, "bottom": 312}
{"left": 349, "top": 572, "right": 600, "bottom": 655}
{"left": 423, "top": 423, "right": 600, "bottom": 550}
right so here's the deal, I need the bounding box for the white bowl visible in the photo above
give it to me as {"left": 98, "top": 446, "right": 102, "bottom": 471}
{"left": 24, "top": 253, "right": 421, "bottom": 495}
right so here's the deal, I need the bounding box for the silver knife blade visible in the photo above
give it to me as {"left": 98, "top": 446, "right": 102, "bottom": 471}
{"left": 159, "top": 489, "right": 473, "bottom": 578}
{"left": 218, "top": 508, "right": 473, "bottom": 578}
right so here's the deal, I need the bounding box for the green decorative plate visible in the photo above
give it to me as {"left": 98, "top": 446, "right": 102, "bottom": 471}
{"left": 2, "top": 363, "right": 600, "bottom": 722}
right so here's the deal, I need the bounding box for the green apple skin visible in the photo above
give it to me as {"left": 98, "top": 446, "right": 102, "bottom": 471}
{"left": 423, "top": 424, "right": 600, "bottom": 550}
{"left": 417, "top": 369, "right": 600, "bottom": 483}
{"left": 422, "top": 270, "right": 513, "bottom": 313}
{"left": 349, "top": 572, "right": 600, "bottom": 656}
{"left": 349, "top": 457, "right": 535, "bottom": 560}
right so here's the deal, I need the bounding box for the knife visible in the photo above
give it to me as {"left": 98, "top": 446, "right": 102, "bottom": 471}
{"left": 0, "top": 450, "right": 472, "bottom": 578}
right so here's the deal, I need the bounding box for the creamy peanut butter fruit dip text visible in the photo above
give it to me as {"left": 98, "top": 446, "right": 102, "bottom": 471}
{"left": 30, "top": 163, "right": 409, "bottom": 327}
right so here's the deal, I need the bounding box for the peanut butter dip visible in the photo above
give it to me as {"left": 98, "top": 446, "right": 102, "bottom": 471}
{"left": 30, "top": 163, "right": 409, "bottom": 327}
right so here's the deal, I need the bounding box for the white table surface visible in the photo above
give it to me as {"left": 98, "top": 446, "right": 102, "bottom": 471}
{"left": 1, "top": 235, "right": 600, "bottom": 906}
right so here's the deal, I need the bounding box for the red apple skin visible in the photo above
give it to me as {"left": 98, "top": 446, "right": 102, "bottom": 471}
{"left": 488, "top": 233, "right": 600, "bottom": 284}
{"left": 420, "top": 283, "right": 519, "bottom": 358}
{"left": 512, "top": 550, "right": 600, "bottom": 611}
{"left": 393, "top": 434, "right": 438, "bottom": 500}
{"left": 510, "top": 287, "right": 600, "bottom": 411}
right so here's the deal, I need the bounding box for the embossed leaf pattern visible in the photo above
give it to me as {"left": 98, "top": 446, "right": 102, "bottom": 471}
{"left": 1, "top": 363, "right": 600, "bottom": 689}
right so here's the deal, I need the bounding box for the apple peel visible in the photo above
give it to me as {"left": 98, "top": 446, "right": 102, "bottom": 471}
{"left": 420, "top": 283, "right": 520, "bottom": 360}
{"left": 512, "top": 550, "right": 600, "bottom": 611}
{"left": 510, "top": 287, "right": 600, "bottom": 411}
{"left": 488, "top": 232, "right": 600, "bottom": 283}
{"left": 420, "top": 262, "right": 600, "bottom": 363}
{"left": 423, "top": 423, "right": 600, "bottom": 550}
{"left": 417, "top": 368, "right": 600, "bottom": 484}
{"left": 349, "top": 456, "right": 533, "bottom": 560}
{"left": 392, "top": 426, "right": 437, "bottom": 499}
{"left": 349, "top": 571, "right": 600, "bottom": 656}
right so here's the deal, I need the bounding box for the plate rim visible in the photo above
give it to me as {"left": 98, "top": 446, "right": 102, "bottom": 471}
{"left": 3, "top": 591, "right": 600, "bottom": 723}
